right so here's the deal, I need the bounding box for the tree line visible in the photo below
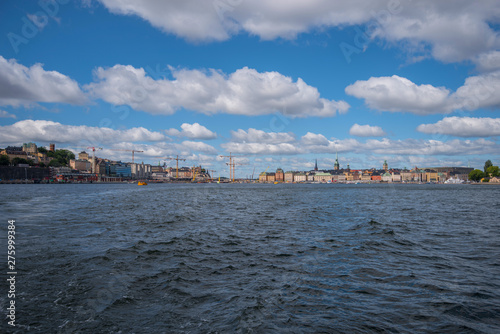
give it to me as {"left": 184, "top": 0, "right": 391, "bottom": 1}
{"left": 469, "top": 160, "right": 499, "bottom": 182}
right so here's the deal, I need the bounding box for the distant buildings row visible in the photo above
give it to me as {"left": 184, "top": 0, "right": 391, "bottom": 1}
{"left": 0, "top": 142, "right": 211, "bottom": 182}
{"left": 259, "top": 160, "right": 474, "bottom": 183}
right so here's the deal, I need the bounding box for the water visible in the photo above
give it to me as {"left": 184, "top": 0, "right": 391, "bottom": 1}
{"left": 1, "top": 183, "right": 499, "bottom": 333}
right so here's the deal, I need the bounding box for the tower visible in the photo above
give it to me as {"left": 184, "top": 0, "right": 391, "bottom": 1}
{"left": 314, "top": 159, "right": 318, "bottom": 171}
{"left": 334, "top": 150, "right": 340, "bottom": 170}
{"left": 49, "top": 143, "right": 55, "bottom": 152}
{"left": 383, "top": 160, "right": 388, "bottom": 171}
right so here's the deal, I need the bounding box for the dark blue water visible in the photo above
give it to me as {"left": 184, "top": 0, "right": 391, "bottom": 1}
{"left": 1, "top": 183, "right": 499, "bottom": 333}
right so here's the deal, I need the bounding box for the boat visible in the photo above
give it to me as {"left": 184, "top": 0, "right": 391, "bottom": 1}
{"left": 444, "top": 177, "right": 464, "bottom": 184}
{"left": 138, "top": 181, "right": 148, "bottom": 186}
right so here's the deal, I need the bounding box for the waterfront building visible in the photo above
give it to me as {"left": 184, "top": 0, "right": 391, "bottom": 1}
{"left": 131, "top": 162, "right": 152, "bottom": 179}
{"left": 371, "top": 173, "right": 382, "bottom": 181}
{"left": 78, "top": 151, "right": 89, "bottom": 161}
{"left": 151, "top": 165, "right": 163, "bottom": 173}
{"left": 22, "top": 142, "right": 37, "bottom": 155}
{"left": 177, "top": 167, "right": 192, "bottom": 179}
{"left": 382, "top": 172, "right": 392, "bottom": 182}
{"left": 490, "top": 176, "right": 500, "bottom": 183}
{"left": 266, "top": 173, "right": 276, "bottom": 182}
{"left": 401, "top": 170, "right": 413, "bottom": 182}
{"left": 428, "top": 167, "right": 474, "bottom": 175}
{"left": 294, "top": 173, "right": 307, "bottom": 182}
{"left": 258, "top": 172, "right": 267, "bottom": 182}
{"left": 392, "top": 172, "right": 402, "bottom": 182}
{"left": 275, "top": 168, "right": 284, "bottom": 182}
{"left": 284, "top": 171, "right": 295, "bottom": 182}
{"left": 69, "top": 159, "right": 91, "bottom": 172}
{"left": 361, "top": 173, "right": 371, "bottom": 182}
{"left": 314, "top": 172, "right": 332, "bottom": 183}
{"left": 115, "top": 164, "right": 132, "bottom": 178}
{"left": 1, "top": 147, "right": 28, "bottom": 162}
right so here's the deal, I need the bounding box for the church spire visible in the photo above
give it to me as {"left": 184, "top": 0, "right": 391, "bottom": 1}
{"left": 314, "top": 159, "right": 318, "bottom": 171}
{"left": 334, "top": 149, "right": 340, "bottom": 170}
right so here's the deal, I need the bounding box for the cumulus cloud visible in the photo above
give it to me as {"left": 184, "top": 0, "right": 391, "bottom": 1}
{"left": 0, "top": 56, "right": 88, "bottom": 107}
{"left": 221, "top": 129, "right": 499, "bottom": 156}
{"left": 230, "top": 128, "right": 295, "bottom": 143}
{"left": 474, "top": 51, "right": 500, "bottom": 72}
{"left": 349, "top": 124, "right": 386, "bottom": 137}
{"left": 452, "top": 71, "right": 500, "bottom": 110}
{"left": 345, "top": 75, "right": 452, "bottom": 115}
{"left": 417, "top": 117, "right": 500, "bottom": 137}
{"left": 179, "top": 140, "right": 217, "bottom": 154}
{"left": 0, "top": 120, "right": 165, "bottom": 146}
{"left": 221, "top": 142, "right": 302, "bottom": 155}
{"left": 86, "top": 65, "right": 348, "bottom": 118}
{"left": 165, "top": 123, "right": 217, "bottom": 140}
{"left": 0, "top": 110, "right": 16, "bottom": 119}
{"left": 97, "top": 0, "right": 500, "bottom": 62}
{"left": 346, "top": 70, "right": 500, "bottom": 114}
{"left": 300, "top": 132, "right": 330, "bottom": 145}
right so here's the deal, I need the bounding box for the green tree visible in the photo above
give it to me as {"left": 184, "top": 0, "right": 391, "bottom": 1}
{"left": 0, "top": 155, "right": 9, "bottom": 166}
{"left": 47, "top": 149, "right": 75, "bottom": 166}
{"left": 469, "top": 169, "right": 484, "bottom": 182}
{"left": 487, "top": 165, "right": 499, "bottom": 177}
{"left": 38, "top": 146, "right": 48, "bottom": 154}
{"left": 11, "top": 157, "right": 29, "bottom": 166}
{"left": 39, "top": 162, "right": 46, "bottom": 168}
{"left": 484, "top": 160, "right": 493, "bottom": 173}
{"left": 48, "top": 159, "right": 62, "bottom": 167}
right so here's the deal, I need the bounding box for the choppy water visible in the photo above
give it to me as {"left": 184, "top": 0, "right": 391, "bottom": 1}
{"left": 1, "top": 183, "right": 500, "bottom": 333}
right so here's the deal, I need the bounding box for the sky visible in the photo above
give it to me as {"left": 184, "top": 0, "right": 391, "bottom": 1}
{"left": 0, "top": 0, "right": 499, "bottom": 178}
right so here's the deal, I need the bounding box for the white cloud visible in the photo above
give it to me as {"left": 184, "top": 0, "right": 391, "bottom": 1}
{"left": 474, "top": 51, "right": 500, "bottom": 72}
{"left": 179, "top": 141, "right": 217, "bottom": 154}
{"left": 0, "top": 56, "right": 88, "bottom": 107}
{"left": 300, "top": 132, "right": 330, "bottom": 145}
{"left": 417, "top": 117, "right": 500, "bottom": 137}
{"left": 165, "top": 123, "right": 217, "bottom": 140}
{"left": 346, "top": 70, "right": 500, "bottom": 114}
{"left": 100, "top": 142, "right": 218, "bottom": 163}
{"left": 349, "top": 124, "right": 386, "bottom": 137}
{"left": 345, "top": 75, "right": 452, "bottom": 115}
{"left": 230, "top": 128, "right": 295, "bottom": 143}
{"left": 222, "top": 129, "right": 499, "bottom": 157}
{"left": 86, "top": 65, "right": 348, "bottom": 118}
{"left": 0, "top": 120, "right": 165, "bottom": 146}
{"left": 221, "top": 142, "right": 302, "bottom": 155}
{"left": 97, "top": 0, "right": 500, "bottom": 62}
{"left": 0, "top": 110, "right": 16, "bottom": 119}
{"left": 452, "top": 70, "right": 500, "bottom": 110}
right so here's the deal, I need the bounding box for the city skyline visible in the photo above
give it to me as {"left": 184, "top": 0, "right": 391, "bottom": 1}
{"left": 1, "top": 1, "right": 500, "bottom": 177}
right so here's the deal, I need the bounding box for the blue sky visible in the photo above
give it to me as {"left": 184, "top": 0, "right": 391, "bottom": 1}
{"left": 1, "top": 0, "right": 499, "bottom": 177}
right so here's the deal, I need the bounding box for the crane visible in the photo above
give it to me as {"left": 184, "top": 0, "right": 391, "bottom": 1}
{"left": 156, "top": 155, "right": 186, "bottom": 178}
{"left": 207, "top": 169, "right": 217, "bottom": 182}
{"left": 87, "top": 147, "right": 102, "bottom": 174}
{"left": 110, "top": 149, "right": 144, "bottom": 163}
{"left": 220, "top": 152, "right": 235, "bottom": 182}
{"left": 226, "top": 160, "right": 247, "bottom": 182}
